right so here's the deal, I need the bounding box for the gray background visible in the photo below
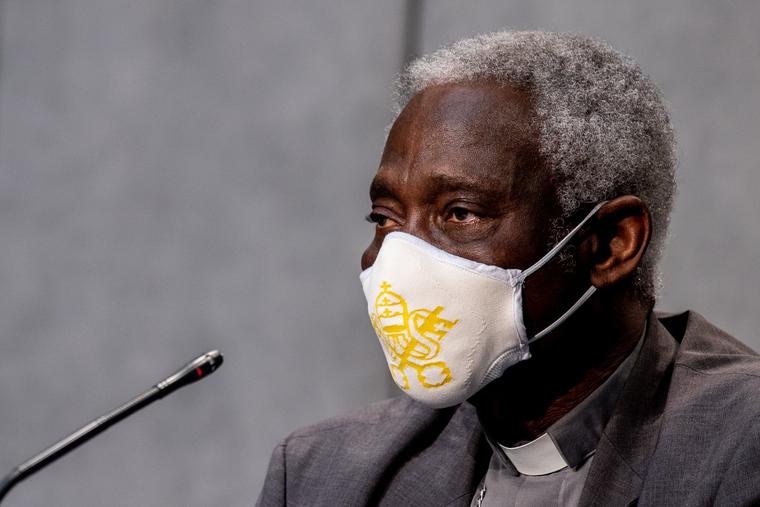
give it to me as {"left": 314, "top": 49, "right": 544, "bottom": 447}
{"left": 0, "top": 1, "right": 757, "bottom": 505}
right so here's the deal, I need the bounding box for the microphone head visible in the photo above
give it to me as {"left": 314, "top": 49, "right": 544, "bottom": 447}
{"left": 201, "top": 350, "right": 224, "bottom": 375}
{"left": 158, "top": 350, "right": 224, "bottom": 391}
{"left": 190, "top": 350, "right": 224, "bottom": 380}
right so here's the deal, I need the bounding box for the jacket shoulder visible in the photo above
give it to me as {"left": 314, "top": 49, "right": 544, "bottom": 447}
{"left": 626, "top": 312, "right": 760, "bottom": 505}
{"left": 668, "top": 310, "right": 760, "bottom": 379}
{"left": 287, "top": 396, "right": 435, "bottom": 440}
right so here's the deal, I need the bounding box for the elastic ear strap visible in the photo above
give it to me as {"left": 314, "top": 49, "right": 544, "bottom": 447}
{"left": 529, "top": 285, "right": 597, "bottom": 343}
{"left": 517, "top": 201, "right": 607, "bottom": 283}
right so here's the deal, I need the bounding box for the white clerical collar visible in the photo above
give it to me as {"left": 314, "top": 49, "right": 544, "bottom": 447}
{"left": 499, "top": 433, "right": 569, "bottom": 476}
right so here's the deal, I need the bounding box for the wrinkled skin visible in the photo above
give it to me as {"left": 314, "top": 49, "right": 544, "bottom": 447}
{"left": 362, "top": 81, "right": 652, "bottom": 444}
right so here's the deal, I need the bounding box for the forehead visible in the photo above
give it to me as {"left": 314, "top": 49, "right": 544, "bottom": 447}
{"left": 377, "top": 81, "right": 540, "bottom": 198}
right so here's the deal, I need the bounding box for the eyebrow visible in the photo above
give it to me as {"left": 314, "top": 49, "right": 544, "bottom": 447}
{"left": 369, "top": 177, "right": 395, "bottom": 201}
{"left": 426, "top": 173, "right": 502, "bottom": 194}
{"left": 369, "top": 171, "right": 505, "bottom": 201}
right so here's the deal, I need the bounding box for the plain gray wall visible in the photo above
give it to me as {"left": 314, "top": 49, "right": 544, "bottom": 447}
{"left": 0, "top": 1, "right": 758, "bottom": 505}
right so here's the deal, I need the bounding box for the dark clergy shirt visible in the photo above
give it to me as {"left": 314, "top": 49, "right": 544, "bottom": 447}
{"left": 471, "top": 335, "right": 644, "bottom": 506}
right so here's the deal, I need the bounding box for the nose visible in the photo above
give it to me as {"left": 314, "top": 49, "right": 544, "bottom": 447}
{"left": 361, "top": 212, "right": 434, "bottom": 271}
{"left": 360, "top": 246, "right": 375, "bottom": 271}
{"left": 400, "top": 210, "right": 435, "bottom": 244}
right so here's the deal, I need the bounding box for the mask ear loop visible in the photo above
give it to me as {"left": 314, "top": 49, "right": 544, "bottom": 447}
{"left": 517, "top": 202, "right": 606, "bottom": 281}
{"left": 514, "top": 201, "right": 607, "bottom": 343}
{"left": 529, "top": 286, "right": 597, "bottom": 342}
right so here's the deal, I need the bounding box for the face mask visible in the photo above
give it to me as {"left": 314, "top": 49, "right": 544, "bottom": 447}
{"left": 359, "top": 202, "right": 604, "bottom": 408}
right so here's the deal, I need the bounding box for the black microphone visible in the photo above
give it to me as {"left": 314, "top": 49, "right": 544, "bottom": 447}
{"left": 0, "top": 350, "right": 223, "bottom": 503}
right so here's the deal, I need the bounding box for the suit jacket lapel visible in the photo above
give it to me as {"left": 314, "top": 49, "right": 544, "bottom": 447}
{"left": 373, "top": 401, "right": 490, "bottom": 507}
{"left": 579, "top": 316, "right": 679, "bottom": 506}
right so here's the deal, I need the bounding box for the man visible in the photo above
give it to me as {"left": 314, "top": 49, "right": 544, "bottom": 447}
{"left": 257, "top": 31, "right": 760, "bottom": 506}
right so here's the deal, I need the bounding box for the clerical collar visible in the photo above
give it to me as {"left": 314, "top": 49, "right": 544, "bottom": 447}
{"left": 486, "top": 329, "right": 646, "bottom": 476}
{"left": 499, "top": 433, "right": 568, "bottom": 475}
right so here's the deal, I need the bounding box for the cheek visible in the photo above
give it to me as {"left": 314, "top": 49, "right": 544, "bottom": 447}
{"left": 444, "top": 239, "right": 505, "bottom": 266}
{"left": 492, "top": 216, "right": 552, "bottom": 269}
{"left": 455, "top": 220, "right": 539, "bottom": 270}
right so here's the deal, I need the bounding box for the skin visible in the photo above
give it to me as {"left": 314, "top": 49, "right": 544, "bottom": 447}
{"left": 361, "top": 81, "right": 653, "bottom": 445}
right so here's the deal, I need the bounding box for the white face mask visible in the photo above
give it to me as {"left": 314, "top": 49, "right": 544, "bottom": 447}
{"left": 359, "top": 203, "right": 604, "bottom": 408}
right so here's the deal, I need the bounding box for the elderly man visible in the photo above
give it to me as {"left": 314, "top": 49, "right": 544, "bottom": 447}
{"left": 257, "top": 31, "right": 760, "bottom": 506}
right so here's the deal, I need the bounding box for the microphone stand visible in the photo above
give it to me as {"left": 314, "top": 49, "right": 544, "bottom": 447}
{"left": 0, "top": 350, "right": 223, "bottom": 503}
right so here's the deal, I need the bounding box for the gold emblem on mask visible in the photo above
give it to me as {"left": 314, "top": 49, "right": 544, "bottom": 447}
{"left": 370, "top": 281, "right": 459, "bottom": 389}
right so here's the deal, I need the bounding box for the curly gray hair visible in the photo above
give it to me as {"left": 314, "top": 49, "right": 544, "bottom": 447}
{"left": 394, "top": 30, "right": 677, "bottom": 303}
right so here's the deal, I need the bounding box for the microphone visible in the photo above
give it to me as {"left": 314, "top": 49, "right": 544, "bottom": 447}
{"left": 0, "top": 350, "right": 223, "bottom": 503}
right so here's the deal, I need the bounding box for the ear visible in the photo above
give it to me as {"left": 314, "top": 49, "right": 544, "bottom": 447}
{"left": 582, "top": 196, "right": 652, "bottom": 288}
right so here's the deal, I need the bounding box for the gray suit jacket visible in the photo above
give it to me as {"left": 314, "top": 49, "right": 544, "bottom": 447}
{"left": 256, "top": 312, "right": 760, "bottom": 506}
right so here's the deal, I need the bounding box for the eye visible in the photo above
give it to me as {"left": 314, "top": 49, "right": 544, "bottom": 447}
{"left": 365, "top": 212, "right": 394, "bottom": 228}
{"left": 446, "top": 207, "right": 480, "bottom": 224}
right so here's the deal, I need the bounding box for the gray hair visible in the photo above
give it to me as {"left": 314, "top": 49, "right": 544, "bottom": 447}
{"left": 394, "top": 31, "right": 676, "bottom": 303}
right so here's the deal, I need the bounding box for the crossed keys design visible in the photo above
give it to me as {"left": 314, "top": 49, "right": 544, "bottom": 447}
{"left": 370, "top": 281, "right": 459, "bottom": 389}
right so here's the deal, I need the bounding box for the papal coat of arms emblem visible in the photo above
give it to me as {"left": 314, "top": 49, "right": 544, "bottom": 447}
{"left": 370, "top": 281, "right": 459, "bottom": 389}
